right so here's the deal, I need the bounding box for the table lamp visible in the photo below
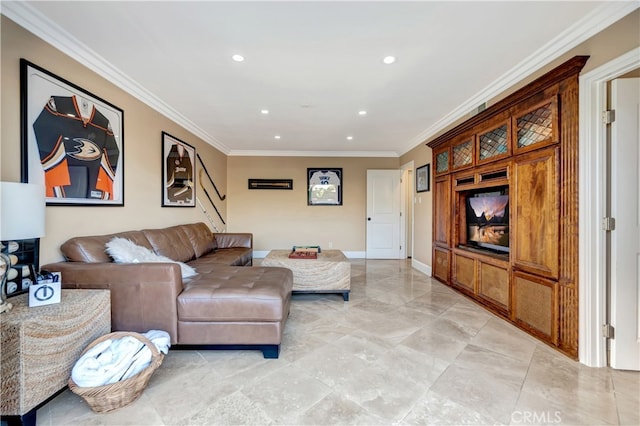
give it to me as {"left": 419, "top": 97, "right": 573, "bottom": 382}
{"left": 0, "top": 182, "right": 46, "bottom": 313}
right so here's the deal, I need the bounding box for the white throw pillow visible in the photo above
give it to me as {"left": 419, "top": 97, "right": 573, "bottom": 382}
{"left": 105, "top": 237, "right": 197, "bottom": 279}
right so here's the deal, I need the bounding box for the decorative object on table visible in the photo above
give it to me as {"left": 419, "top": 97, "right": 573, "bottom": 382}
{"left": 307, "top": 168, "right": 342, "bottom": 206}
{"left": 0, "top": 182, "right": 46, "bottom": 313}
{"left": 162, "top": 132, "right": 196, "bottom": 207}
{"left": 248, "top": 178, "right": 293, "bottom": 190}
{"left": 288, "top": 251, "right": 318, "bottom": 259}
{"left": 292, "top": 245, "right": 321, "bottom": 253}
{"left": 29, "top": 271, "right": 61, "bottom": 307}
{"left": 289, "top": 246, "right": 321, "bottom": 259}
{"left": 20, "top": 59, "right": 124, "bottom": 206}
{"left": 416, "top": 163, "right": 431, "bottom": 193}
{"left": 68, "top": 331, "right": 165, "bottom": 413}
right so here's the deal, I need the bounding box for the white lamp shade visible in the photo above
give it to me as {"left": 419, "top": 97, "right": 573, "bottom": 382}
{"left": 0, "top": 182, "right": 46, "bottom": 241}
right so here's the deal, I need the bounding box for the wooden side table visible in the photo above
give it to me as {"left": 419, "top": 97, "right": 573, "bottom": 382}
{"left": 0, "top": 289, "right": 111, "bottom": 425}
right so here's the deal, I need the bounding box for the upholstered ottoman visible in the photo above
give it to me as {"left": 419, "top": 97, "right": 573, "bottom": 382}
{"left": 175, "top": 265, "right": 292, "bottom": 358}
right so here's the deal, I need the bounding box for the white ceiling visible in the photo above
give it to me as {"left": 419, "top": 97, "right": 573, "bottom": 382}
{"left": 4, "top": 1, "right": 636, "bottom": 156}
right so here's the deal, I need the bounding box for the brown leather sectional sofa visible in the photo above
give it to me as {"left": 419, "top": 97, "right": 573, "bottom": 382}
{"left": 42, "top": 222, "right": 293, "bottom": 358}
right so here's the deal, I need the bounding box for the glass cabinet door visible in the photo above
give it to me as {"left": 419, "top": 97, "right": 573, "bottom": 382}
{"left": 435, "top": 148, "right": 450, "bottom": 175}
{"left": 452, "top": 137, "right": 474, "bottom": 170}
{"left": 514, "top": 97, "right": 558, "bottom": 153}
{"left": 478, "top": 121, "right": 510, "bottom": 163}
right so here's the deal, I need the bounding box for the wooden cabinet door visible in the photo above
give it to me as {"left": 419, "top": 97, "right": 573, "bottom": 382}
{"left": 478, "top": 261, "right": 510, "bottom": 312}
{"left": 512, "top": 147, "right": 559, "bottom": 279}
{"left": 433, "top": 175, "right": 451, "bottom": 247}
{"left": 452, "top": 252, "right": 475, "bottom": 293}
{"left": 433, "top": 247, "right": 450, "bottom": 283}
{"left": 512, "top": 270, "right": 558, "bottom": 345}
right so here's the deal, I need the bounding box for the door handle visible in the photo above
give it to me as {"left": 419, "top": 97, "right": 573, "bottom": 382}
{"left": 367, "top": 217, "right": 371, "bottom": 221}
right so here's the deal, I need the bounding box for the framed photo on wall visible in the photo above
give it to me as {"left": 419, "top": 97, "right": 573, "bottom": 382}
{"left": 307, "top": 168, "right": 342, "bottom": 206}
{"left": 416, "top": 163, "right": 430, "bottom": 192}
{"left": 162, "top": 132, "right": 196, "bottom": 207}
{"left": 20, "top": 59, "right": 124, "bottom": 206}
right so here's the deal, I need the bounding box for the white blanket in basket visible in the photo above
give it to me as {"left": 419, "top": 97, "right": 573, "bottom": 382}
{"left": 71, "top": 330, "right": 170, "bottom": 388}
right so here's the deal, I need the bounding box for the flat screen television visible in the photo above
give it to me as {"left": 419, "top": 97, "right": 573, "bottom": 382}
{"left": 465, "top": 190, "right": 509, "bottom": 253}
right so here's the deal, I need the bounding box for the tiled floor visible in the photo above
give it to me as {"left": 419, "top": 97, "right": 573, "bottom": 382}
{"left": 36, "top": 259, "right": 639, "bottom": 425}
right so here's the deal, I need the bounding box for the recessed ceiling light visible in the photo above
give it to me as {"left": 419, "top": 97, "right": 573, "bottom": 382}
{"left": 358, "top": 110, "right": 367, "bottom": 116}
{"left": 274, "top": 135, "right": 281, "bottom": 139}
{"left": 346, "top": 136, "right": 353, "bottom": 141}
{"left": 261, "top": 109, "right": 269, "bottom": 114}
{"left": 383, "top": 56, "right": 396, "bottom": 64}
{"left": 232, "top": 54, "right": 245, "bottom": 62}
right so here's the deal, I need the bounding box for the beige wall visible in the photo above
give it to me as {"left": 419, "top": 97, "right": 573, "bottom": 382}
{"left": 421, "top": 10, "right": 640, "bottom": 143}
{"left": 3, "top": 9, "right": 638, "bottom": 269}
{"left": 398, "top": 9, "right": 640, "bottom": 272}
{"left": 227, "top": 156, "right": 399, "bottom": 253}
{"left": 1, "top": 16, "right": 227, "bottom": 264}
{"left": 399, "top": 149, "right": 432, "bottom": 268}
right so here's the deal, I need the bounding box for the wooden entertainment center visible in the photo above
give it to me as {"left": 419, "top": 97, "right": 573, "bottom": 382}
{"left": 427, "top": 56, "right": 588, "bottom": 359}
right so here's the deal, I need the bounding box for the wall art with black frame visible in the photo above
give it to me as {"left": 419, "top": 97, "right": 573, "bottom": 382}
{"left": 20, "top": 59, "right": 124, "bottom": 206}
{"left": 307, "top": 168, "right": 342, "bottom": 206}
{"left": 162, "top": 132, "right": 196, "bottom": 207}
{"left": 416, "top": 163, "right": 431, "bottom": 193}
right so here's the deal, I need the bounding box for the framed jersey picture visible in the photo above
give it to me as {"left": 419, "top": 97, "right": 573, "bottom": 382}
{"left": 307, "top": 168, "right": 342, "bottom": 206}
{"left": 162, "top": 132, "right": 196, "bottom": 207}
{"left": 20, "top": 59, "right": 124, "bottom": 206}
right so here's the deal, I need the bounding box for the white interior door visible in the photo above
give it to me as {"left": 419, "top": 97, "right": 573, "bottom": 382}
{"left": 366, "top": 169, "right": 401, "bottom": 259}
{"left": 610, "top": 77, "right": 640, "bottom": 371}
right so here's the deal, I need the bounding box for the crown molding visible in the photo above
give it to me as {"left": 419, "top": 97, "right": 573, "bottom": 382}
{"left": 401, "top": 0, "right": 639, "bottom": 155}
{"left": 4, "top": 1, "right": 636, "bottom": 159}
{"left": 227, "top": 149, "right": 398, "bottom": 158}
{"left": 2, "top": 1, "right": 231, "bottom": 155}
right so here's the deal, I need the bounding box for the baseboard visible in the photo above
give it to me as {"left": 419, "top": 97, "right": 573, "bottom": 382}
{"left": 411, "top": 258, "right": 432, "bottom": 277}
{"left": 342, "top": 251, "right": 366, "bottom": 259}
{"left": 253, "top": 250, "right": 270, "bottom": 259}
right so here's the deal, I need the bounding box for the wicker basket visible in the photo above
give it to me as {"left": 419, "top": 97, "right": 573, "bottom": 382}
{"left": 68, "top": 331, "right": 164, "bottom": 413}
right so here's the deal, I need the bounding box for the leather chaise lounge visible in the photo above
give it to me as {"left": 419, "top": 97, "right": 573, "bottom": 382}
{"left": 42, "top": 222, "right": 293, "bottom": 358}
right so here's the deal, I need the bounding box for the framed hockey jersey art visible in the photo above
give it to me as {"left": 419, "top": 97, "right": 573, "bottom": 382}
{"left": 162, "top": 132, "right": 196, "bottom": 207}
{"left": 20, "top": 59, "right": 124, "bottom": 206}
{"left": 307, "top": 168, "right": 342, "bottom": 206}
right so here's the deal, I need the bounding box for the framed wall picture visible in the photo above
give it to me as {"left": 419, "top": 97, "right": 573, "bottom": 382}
{"left": 20, "top": 59, "right": 124, "bottom": 206}
{"left": 307, "top": 168, "right": 342, "bottom": 206}
{"left": 416, "top": 163, "right": 431, "bottom": 192}
{"left": 248, "top": 179, "right": 293, "bottom": 190}
{"left": 162, "top": 132, "right": 196, "bottom": 207}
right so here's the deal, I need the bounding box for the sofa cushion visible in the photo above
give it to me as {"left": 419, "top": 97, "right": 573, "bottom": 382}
{"left": 61, "top": 231, "right": 152, "bottom": 263}
{"left": 179, "top": 223, "right": 216, "bottom": 258}
{"left": 143, "top": 225, "right": 195, "bottom": 263}
{"left": 105, "top": 237, "right": 197, "bottom": 278}
{"left": 178, "top": 266, "right": 292, "bottom": 322}
{"left": 188, "top": 247, "right": 252, "bottom": 268}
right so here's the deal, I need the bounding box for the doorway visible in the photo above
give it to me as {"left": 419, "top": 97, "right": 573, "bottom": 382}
{"left": 579, "top": 47, "right": 640, "bottom": 368}
{"left": 608, "top": 76, "right": 640, "bottom": 370}
{"left": 366, "top": 169, "right": 402, "bottom": 259}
